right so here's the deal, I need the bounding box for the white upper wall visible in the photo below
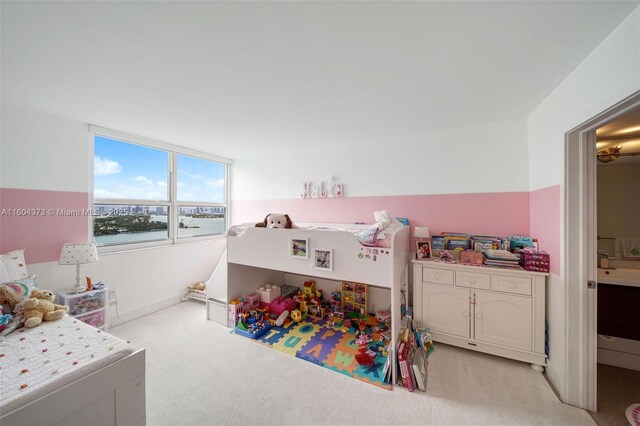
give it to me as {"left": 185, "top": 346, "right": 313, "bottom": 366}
{"left": 526, "top": 4, "right": 640, "bottom": 402}
{"left": 528, "top": 5, "right": 640, "bottom": 190}
{"left": 2, "top": 1, "right": 636, "bottom": 160}
{"left": 1, "top": 105, "right": 91, "bottom": 192}
{"left": 233, "top": 120, "right": 529, "bottom": 200}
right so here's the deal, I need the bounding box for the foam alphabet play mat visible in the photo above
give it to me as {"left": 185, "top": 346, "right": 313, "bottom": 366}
{"left": 234, "top": 314, "right": 392, "bottom": 390}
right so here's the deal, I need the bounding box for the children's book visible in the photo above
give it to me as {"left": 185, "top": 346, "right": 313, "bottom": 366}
{"left": 508, "top": 235, "right": 534, "bottom": 251}
{"left": 431, "top": 236, "right": 446, "bottom": 251}
{"left": 412, "top": 349, "right": 428, "bottom": 392}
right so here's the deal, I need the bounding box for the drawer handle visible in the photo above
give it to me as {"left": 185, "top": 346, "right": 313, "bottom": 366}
{"left": 476, "top": 313, "right": 483, "bottom": 319}
{"left": 469, "top": 278, "right": 476, "bottom": 284}
{"left": 435, "top": 273, "right": 442, "bottom": 280}
{"left": 463, "top": 311, "right": 469, "bottom": 317}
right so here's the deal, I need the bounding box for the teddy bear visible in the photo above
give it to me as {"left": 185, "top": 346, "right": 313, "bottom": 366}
{"left": 255, "top": 213, "right": 295, "bottom": 229}
{"left": 23, "top": 289, "right": 69, "bottom": 328}
{"left": 0, "top": 284, "right": 22, "bottom": 315}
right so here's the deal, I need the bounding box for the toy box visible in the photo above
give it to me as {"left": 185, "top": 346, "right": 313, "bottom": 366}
{"left": 228, "top": 299, "right": 243, "bottom": 328}
{"left": 235, "top": 309, "right": 272, "bottom": 339}
{"left": 268, "top": 296, "right": 296, "bottom": 316}
{"left": 518, "top": 249, "right": 550, "bottom": 273}
{"left": 460, "top": 250, "right": 483, "bottom": 266}
{"left": 281, "top": 284, "right": 299, "bottom": 298}
{"left": 256, "top": 283, "right": 281, "bottom": 303}
{"left": 235, "top": 317, "right": 271, "bottom": 339}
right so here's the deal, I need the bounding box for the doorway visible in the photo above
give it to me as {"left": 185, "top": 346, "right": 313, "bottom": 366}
{"left": 592, "top": 109, "right": 640, "bottom": 425}
{"left": 565, "top": 90, "right": 640, "bottom": 422}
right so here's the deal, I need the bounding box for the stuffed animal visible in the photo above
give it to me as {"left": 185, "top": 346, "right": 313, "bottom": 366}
{"left": 23, "top": 289, "right": 68, "bottom": 328}
{"left": 0, "top": 284, "right": 22, "bottom": 314}
{"left": 187, "top": 281, "right": 207, "bottom": 291}
{"left": 255, "top": 213, "right": 294, "bottom": 229}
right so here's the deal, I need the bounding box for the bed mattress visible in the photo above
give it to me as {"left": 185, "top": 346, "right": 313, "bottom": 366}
{"left": 0, "top": 315, "right": 133, "bottom": 414}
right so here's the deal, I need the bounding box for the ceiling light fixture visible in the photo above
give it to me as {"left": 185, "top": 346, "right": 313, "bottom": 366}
{"left": 597, "top": 145, "right": 640, "bottom": 163}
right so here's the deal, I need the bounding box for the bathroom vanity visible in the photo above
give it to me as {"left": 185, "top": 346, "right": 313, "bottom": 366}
{"left": 597, "top": 267, "right": 640, "bottom": 371}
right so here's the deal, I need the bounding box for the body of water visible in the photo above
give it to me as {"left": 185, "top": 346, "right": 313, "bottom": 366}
{"left": 95, "top": 216, "right": 225, "bottom": 245}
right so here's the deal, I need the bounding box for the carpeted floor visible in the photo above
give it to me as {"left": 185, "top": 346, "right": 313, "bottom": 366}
{"left": 110, "top": 301, "right": 594, "bottom": 426}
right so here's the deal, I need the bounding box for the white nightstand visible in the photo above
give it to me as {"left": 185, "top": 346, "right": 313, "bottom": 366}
{"left": 55, "top": 288, "right": 110, "bottom": 331}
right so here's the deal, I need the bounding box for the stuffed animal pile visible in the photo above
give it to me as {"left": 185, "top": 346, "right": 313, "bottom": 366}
{"left": 187, "top": 281, "right": 207, "bottom": 291}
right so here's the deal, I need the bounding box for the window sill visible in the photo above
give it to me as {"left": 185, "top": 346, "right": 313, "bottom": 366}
{"left": 98, "top": 234, "right": 226, "bottom": 256}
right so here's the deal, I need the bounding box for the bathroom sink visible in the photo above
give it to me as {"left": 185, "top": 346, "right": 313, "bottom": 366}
{"left": 598, "top": 267, "right": 640, "bottom": 288}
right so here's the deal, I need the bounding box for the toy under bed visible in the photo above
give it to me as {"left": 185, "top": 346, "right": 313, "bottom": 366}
{"left": 0, "top": 315, "right": 134, "bottom": 414}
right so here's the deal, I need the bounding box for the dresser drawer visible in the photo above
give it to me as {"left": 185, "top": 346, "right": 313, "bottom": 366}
{"left": 422, "top": 267, "right": 454, "bottom": 285}
{"left": 455, "top": 271, "right": 491, "bottom": 290}
{"left": 491, "top": 275, "right": 532, "bottom": 296}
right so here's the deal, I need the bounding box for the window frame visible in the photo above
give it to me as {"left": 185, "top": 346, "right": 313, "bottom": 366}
{"left": 90, "top": 125, "right": 231, "bottom": 253}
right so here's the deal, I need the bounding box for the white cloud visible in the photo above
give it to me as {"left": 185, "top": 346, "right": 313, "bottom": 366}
{"left": 94, "top": 156, "right": 122, "bottom": 176}
{"left": 206, "top": 178, "right": 225, "bottom": 188}
{"left": 134, "top": 176, "right": 153, "bottom": 185}
{"left": 156, "top": 181, "right": 167, "bottom": 188}
{"left": 94, "top": 188, "right": 118, "bottom": 198}
{"left": 181, "top": 171, "right": 205, "bottom": 181}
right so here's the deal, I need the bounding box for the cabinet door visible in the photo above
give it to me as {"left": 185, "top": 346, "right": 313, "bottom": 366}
{"left": 422, "top": 284, "right": 471, "bottom": 338}
{"left": 474, "top": 291, "right": 532, "bottom": 351}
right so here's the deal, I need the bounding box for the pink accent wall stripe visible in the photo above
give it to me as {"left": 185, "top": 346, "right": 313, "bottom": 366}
{"left": 0, "top": 188, "right": 90, "bottom": 264}
{"left": 529, "top": 185, "right": 561, "bottom": 275}
{"left": 232, "top": 191, "right": 531, "bottom": 238}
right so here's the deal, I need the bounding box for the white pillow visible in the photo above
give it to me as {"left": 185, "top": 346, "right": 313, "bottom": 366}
{"left": 0, "top": 249, "right": 29, "bottom": 283}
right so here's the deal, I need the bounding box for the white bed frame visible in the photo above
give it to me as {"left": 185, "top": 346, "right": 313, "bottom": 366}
{"left": 1, "top": 349, "right": 146, "bottom": 426}
{"left": 218, "top": 223, "right": 410, "bottom": 385}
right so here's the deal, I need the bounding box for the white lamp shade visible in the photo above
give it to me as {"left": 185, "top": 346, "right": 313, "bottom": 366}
{"left": 58, "top": 242, "right": 99, "bottom": 265}
{"left": 413, "top": 226, "right": 431, "bottom": 238}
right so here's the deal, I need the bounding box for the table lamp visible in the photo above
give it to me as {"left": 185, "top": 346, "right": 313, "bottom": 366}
{"left": 58, "top": 242, "right": 99, "bottom": 293}
{"left": 413, "top": 227, "right": 431, "bottom": 240}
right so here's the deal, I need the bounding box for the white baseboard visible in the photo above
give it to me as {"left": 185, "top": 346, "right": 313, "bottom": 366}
{"left": 110, "top": 294, "right": 185, "bottom": 327}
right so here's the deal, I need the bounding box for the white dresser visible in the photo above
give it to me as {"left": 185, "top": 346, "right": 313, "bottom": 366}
{"left": 412, "top": 259, "right": 548, "bottom": 371}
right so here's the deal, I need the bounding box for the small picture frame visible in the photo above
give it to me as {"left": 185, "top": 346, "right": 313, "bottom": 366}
{"left": 416, "top": 241, "right": 432, "bottom": 259}
{"left": 290, "top": 237, "right": 309, "bottom": 259}
{"left": 314, "top": 249, "right": 333, "bottom": 271}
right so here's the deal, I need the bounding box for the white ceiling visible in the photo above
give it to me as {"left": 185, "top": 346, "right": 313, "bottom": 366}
{"left": 2, "top": 1, "right": 638, "bottom": 159}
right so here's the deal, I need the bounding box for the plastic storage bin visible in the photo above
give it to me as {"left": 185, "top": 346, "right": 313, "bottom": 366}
{"left": 518, "top": 249, "right": 550, "bottom": 273}
{"left": 76, "top": 309, "right": 106, "bottom": 329}
{"left": 56, "top": 289, "right": 108, "bottom": 316}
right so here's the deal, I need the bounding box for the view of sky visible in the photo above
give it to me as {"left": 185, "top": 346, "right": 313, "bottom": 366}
{"left": 94, "top": 136, "right": 225, "bottom": 202}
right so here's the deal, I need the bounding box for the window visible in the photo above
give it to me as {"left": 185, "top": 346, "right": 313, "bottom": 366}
{"left": 176, "top": 155, "right": 227, "bottom": 239}
{"left": 92, "top": 129, "right": 229, "bottom": 248}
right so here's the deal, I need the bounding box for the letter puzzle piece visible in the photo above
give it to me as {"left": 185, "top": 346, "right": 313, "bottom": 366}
{"left": 295, "top": 327, "right": 343, "bottom": 366}
{"left": 258, "top": 320, "right": 296, "bottom": 346}
{"left": 323, "top": 333, "right": 361, "bottom": 375}
{"left": 272, "top": 321, "right": 321, "bottom": 356}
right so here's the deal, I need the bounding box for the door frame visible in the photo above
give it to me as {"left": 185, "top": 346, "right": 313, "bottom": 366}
{"left": 564, "top": 90, "right": 640, "bottom": 411}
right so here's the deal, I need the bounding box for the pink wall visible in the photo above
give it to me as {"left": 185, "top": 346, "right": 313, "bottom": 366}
{"left": 0, "top": 186, "right": 558, "bottom": 272}
{"left": 529, "top": 185, "right": 560, "bottom": 275}
{"left": 233, "top": 191, "right": 531, "bottom": 238}
{"left": 0, "top": 188, "right": 90, "bottom": 264}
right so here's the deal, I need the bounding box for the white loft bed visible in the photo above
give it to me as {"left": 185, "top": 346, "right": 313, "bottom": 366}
{"left": 210, "top": 222, "right": 410, "bottom": 386}
{"left": 0, "top": 316, "right": 146, "bottom": 426}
